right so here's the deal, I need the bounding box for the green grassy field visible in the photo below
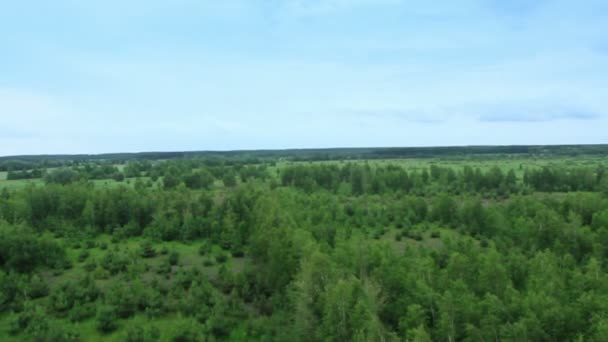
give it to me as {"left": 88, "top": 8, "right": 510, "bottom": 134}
{"left": 0, "top": 178, "right": 44, "bottom": 190}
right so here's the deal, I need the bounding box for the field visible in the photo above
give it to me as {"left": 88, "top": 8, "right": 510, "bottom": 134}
{"left": 1, "top": 149, "right": 608, "bottom": 341}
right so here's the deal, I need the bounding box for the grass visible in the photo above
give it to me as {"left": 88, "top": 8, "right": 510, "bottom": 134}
{"left": 0, "top": 178, "right": 44, "bottom": 190}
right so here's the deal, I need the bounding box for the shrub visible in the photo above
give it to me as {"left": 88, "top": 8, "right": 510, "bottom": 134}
{"left": 140, "top": 240, "right": 156, "bottom": 258}
{"left": 168, "top": 251, "right": 180, "bottom": 266}
{"left": 78, "top": 249, "right": 90, "bottom": 262}
{"left": 231, "top": 249, "right": 245, "bottom": 258}
{"left": 169, "top": 319, "right": 200, "bottom": 342}
{"left": 96, "top": 306, "right": 118, "bottom": 334}
{"left": 198, "top": 242, "right": 211, "bottom": 256}
{"left": 8, "top": 303, "right": 47, "bottom": 336}
{"left": 83, "top": 259, "right": 96, "bottom": 272}
{"left": 215, "top": 253, "right": 228, "bottom": 264}
{"left": 26, "top": 275, "right": 49, "bottom": 299}
{"left": 125, "top": 324, "right": 160, "bottom": 342}
{"left": 157, "top": 259, "right": 172, "bottom": 275}
{"left": 69, "top": 303, "right": 96, "bottom": 322}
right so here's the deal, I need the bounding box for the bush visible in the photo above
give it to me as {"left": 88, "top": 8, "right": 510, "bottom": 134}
{"left": 198, "top": 242, "right": 211, "bottom": 256}
{"left": 69, "top": 303, "right": 96, "bottom": 322}
{"left": 0, "top": 227, "right": 68, "bottom": 273}
{"left": 8, "top": 303, "right": 47, "bottom": 336}
{"left": 203, "top": 259, "right": 215, "bottom": 267}
{"left": 93, "top": 267, "right": 110, "bottom": 280}
{"left": 26, "top": 275, "right": 49, "bottom": 299}
{"left": 215, "top": 253, "right": 228, "bottom": 264}
{"left": 157, "top": 259, "right": 172, "bottom": 275}
{"left": 96, "top": 306, "right": 118, "bottom": 334}
{"left": 231, "top": 249, "right": 245, "bottom": 258}
{"left": 430, "top": 231, "right": 441, "bottom": 238}
{"left": 140, "top": 240, "right": 156, "bottom": 258}
{"left": 62, "top": 259, "right": 73, "bottom": 270}
{"left": 100, "top": 250, "right": 130, "bottom": 275}
{"left": 83, "top": 259, "right": 96, "bottom": 272}
{"left": 169, "top": 319, "right": 200, "bottom": 342}
{"left": 7, "top": 312, "right": 27, "bottom": 335}
{"left": 168, "top": 251, "right": 180, "bottom": 266}
{"left": 78, "top": 249, "right": 90, "bottom": 262}
{"left": 125, "top": 324, "right": 161, "bottom": 342}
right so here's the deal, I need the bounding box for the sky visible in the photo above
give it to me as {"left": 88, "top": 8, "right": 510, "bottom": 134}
{"left": 1, "top": 0, "right": 607, "bottom": 156}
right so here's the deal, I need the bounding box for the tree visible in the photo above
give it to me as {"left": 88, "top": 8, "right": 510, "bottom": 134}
{"left": 44, "top": 168, "right": 79, "bottom": 185}
{"left": 112, "top": 172, "right": 125, "bottom": 182}
{"left": 432, "top": 194, "right": 457, "bottom": 226}
{"left": 163, "top": 173, "right": 180, "bottom": 190}
{"left": 184, "top": 170, "right": 214, "bottom": 190}
{"left": 407, "top": 325, "right": 432, "bottom": 342}
{"left": 222, "top": 172, "right": 237, "bottom": 187}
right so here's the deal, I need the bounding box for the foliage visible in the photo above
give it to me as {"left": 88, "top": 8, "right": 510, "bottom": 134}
{"left": 1, "top": 154, "right": 608, "bottom": 340}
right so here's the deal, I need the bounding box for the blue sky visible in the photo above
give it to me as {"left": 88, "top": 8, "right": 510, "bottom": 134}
{"left": 1, "top": 0, "right": 607, "bottom": 155}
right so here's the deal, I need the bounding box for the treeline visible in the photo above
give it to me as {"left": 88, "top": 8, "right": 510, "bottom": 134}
{"left": 281, "top": 163, "right": 608, "bottom": 196}
{"left": 524, "top": 165, "right": 606, "bottom": 192}
{"left": 3, "top": 144, "right": 608, "bottom": 166}
{"left": 6, "top": 169, "right": 44, "bottom": 180}
{"left": 35, "top": 161, "right": 269, "bottom": 188}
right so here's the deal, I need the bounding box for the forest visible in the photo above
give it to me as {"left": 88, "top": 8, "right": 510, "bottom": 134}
{"left": 1, "top": 150, "right": 608, "bottom": 341}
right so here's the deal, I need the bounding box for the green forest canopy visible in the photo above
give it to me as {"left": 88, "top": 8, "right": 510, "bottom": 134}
{"left": 1, "top": 149, "right": 608, "bottom": 340}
